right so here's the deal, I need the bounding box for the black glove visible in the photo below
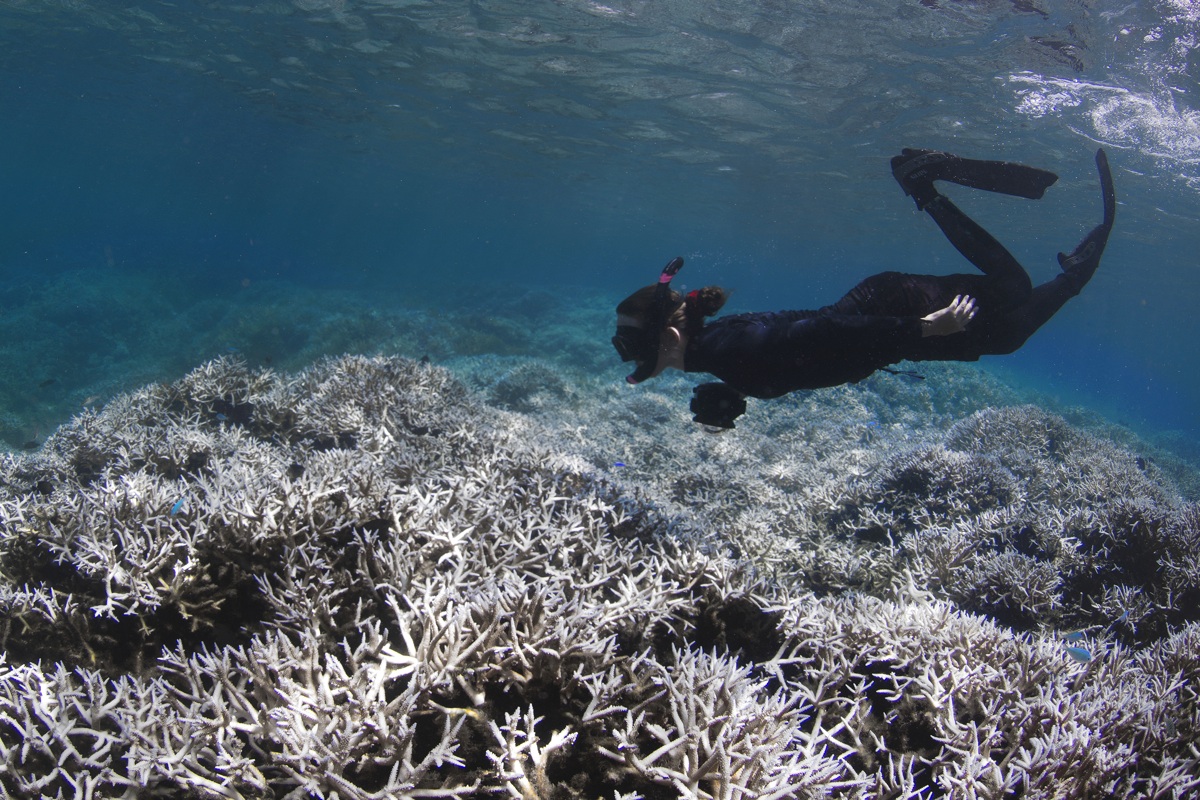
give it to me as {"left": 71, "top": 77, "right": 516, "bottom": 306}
{"left": 690, "top": 382, "right": 747, "bottom": 429}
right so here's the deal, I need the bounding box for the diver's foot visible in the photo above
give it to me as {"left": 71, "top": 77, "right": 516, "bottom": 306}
{"left": 1056, "top": 149, "right": 1115, "bottom": 295}
{"left": 1056, "top": 211, "right": 1110, "bottom": 294}
{"left": 892, "top": 148, "right": 1060, "bottom": 208}
{"left": 1057, "top": 233, "right": 1102, "bottom": 294}
{"left": 891, "top": 148, "right": 944, "bottom": 210}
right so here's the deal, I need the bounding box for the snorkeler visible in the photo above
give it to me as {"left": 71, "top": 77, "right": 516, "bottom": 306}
{"left": 613, "top": 148, "right": 1115, "bottom": 428}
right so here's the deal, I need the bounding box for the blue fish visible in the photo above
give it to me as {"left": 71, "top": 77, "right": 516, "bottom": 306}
{"left": 1063, "top": 631, "right": 1086, "bottom": 642}
{"left": 1065, "top": 646, "right": 1092, "bottom": 663}
{"left": 171, "top": 498, "right": 185, "bottom": 515}
{"left": 613, "top": 462, "right": 626, "bottom": 468}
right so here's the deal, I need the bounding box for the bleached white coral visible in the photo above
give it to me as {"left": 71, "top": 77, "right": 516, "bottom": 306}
{"left": 1, "top": 355, "right": 1198, "bottom": 798}
{"left": 599, "top": 645, "right": 855, "bottom": 799}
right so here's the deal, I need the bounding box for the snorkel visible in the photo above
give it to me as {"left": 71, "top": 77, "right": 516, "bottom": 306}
{"left": 613, "top": 256, "right": 684, "bottom": 384}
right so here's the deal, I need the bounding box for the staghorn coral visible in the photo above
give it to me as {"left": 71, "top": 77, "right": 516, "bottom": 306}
{"left": 511, "top": 369, "right": 1199, "bottom": 642}
{"left": 0, "top": 355, "right": 843, "bottom": 798}
{"left": 1, "top": 355, "right": 1199, "bottom": 798}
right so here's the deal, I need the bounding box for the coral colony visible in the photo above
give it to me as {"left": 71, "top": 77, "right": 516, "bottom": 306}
{"left": 1, "top": 353, "right": 1198, "bottom": 798}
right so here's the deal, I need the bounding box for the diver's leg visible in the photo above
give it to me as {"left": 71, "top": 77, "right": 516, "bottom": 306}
{"left": 891, "top": 150, "right": 1041, "bottom": 308}
{"left": 971, "top": 150, "right": 1116, "bottom": 353}
{"left": 891, "top": 149, "right": 1059, "bottom": 206}
{"left": 982, "top": 275, "right": 1080, "bottom": 354}
{"left": 826, "top": 271, "right": 985, "bottom": 317}
{"left": 916, "top": 194, "right": 1033, "bottom": 307}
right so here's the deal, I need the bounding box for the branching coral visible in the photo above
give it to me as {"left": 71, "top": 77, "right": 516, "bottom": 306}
{"left": 1, "top": 356, "right": 845, "bottom": 797}
{"left": 598, "top": 645, "right": 851, "bottom": 799}
{"left": 1, "top": 355, "right": 1198, "bottom": 798}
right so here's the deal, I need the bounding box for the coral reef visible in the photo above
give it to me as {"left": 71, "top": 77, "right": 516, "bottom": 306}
{"left": 0, "top": 272, "right": 555, "bottom": 451}
{"left": 2, "top": 355, "right": 1199, "bottom": 798}
{"left": 497, "top": 358, "right": 1200, "bottom": 642}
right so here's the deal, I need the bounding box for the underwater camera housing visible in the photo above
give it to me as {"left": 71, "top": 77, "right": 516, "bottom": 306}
{"left": 690, "top": 382, "right": 747, "bottom": 430}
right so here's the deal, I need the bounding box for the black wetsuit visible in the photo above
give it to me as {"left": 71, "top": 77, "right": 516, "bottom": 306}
{"left": 685, "top": 309, "right": 923, "bottom": 398}
{"left": 684, "top": 172, "right": 1113, "bottom": 400}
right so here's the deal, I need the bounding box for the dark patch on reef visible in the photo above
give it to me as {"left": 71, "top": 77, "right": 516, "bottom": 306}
{"left": 0, "top": 508, "right": 273, "bottom": 676}
{"left": 486, "top": 360, "right": 573, "bottom": 414}
{"left": 846, "top": 657, "right": 940, "bottom": 792}
{"left": 689, "top": 593, "right": 784, "bottom": 663}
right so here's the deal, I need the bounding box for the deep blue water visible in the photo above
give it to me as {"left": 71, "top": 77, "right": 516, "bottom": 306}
{"left": 2, "top": 0, "right": 1198, "bottom": 441}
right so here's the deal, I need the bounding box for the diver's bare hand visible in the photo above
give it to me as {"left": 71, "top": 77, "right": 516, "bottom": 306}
{"left": 921, "top": 294, "right": 977, "bottom": 337}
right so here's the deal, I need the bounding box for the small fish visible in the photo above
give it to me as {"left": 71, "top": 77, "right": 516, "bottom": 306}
{"left": 1065, "top": 646, "right": 1092, "bottom": 663}
{"left": 613, "top": 462, "right": 626, "bottom": 468}
{"left": 866, "top": 420, "right": 879, "bottom": 428}
{"left": 171, "top": 498, "right": 185, "bottom": 515}
{"left": 215, "top": 413, "right": 228, "bottom": 422}
{"left": 1063, "top": 631, "right": 1086, "bottom": 642}
{"left": 38, "top": 378, "right": 58, "bottom": 389}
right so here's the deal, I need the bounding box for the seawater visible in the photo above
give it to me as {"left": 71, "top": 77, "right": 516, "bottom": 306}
{"left": 1, "top": 0, "right": 1197, "bottom": 447}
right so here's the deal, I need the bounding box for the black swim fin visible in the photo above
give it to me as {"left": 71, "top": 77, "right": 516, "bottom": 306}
{"left": 1056, "top": 148, "right": 1115, "bottom": 293}
{"left": 892, "top": 148, "right": 1060, "bottom": 204}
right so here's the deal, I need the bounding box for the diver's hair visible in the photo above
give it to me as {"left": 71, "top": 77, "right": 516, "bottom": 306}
{"left": 616, "top": 284, "right": 729, "bottom": 338}
{"left": 684, "top": 286, "right": 729, "bottom": 326}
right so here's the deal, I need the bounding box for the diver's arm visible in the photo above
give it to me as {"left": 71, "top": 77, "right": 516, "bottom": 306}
{"left": 920, "top": 294, "right": 978, "bottom": 336}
